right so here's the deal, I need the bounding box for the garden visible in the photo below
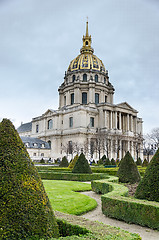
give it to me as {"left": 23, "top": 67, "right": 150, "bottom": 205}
{"left": 0, "top": 119, "right": 159, "bottom": 239}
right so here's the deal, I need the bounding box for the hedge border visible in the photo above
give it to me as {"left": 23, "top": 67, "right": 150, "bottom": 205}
{"left": 52, "top": 211, "right": 141, "bottom": 240}
{"left": 39, "top": 172, "right": 108, "bottom": 181}
{"left": 91, "top": 177, "right": 159, "bottom": 230}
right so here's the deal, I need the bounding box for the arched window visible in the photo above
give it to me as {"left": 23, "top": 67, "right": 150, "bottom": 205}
{"left": 72, "top": 75, "right": 75, "bottom": 82}
{"left": 48, "top": 140, "right": 51, "bottom": 148}
{"left": 104, "top": 77, "right": 106, "bottom": 84}
{"left": 83, "top": 74, "right": 87, "bottom": 82}
{"left": 47, "top": 119, "right": 53, "bottom": 129}
{"left": 95, "top": 74, "right": 98, "bottom": 82}
{"left": 82, "top": 92, "right": 87, "bottom": 104}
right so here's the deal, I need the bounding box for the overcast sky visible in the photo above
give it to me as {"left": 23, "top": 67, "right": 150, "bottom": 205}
{"left": 0, "top": 0, "right": 159, "bottom": 134}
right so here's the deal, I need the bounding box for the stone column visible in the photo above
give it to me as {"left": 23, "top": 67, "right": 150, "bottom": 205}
{"left": 110, "top": 111, "right": 112, "bottom": 129}
{"left": 119, "top": 112, "right": 122, "bottom": 130}
{"left": 131, "top": 115, "right": 133, "bottom": 132}
{"left": 115, "top": 111, "right": 117, "bottom": 129}
{"left": 105, "top": 110, "right": 107, "bottom": 128}
{"left": 127, "top": 114, "right": 129, "bottom": 131}
{"left": 127, "top": 140, "right": 130, "bottom": 152}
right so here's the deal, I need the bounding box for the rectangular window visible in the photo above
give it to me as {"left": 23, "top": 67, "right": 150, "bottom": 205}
{"left": 82, "top": 92, "right": 87, "bottom": 104}
{"left": 90, "top": 117, "right": 94, "bottom": 127}
{"left": 64, "top": 96, "right": 66, "bottom": 106}
{"left": 95, "top": 93, "right": 99, "bottom": 104}
{"left": 71, "top": 93, "right": 74, "bottom": 105}
{"left": 68, "top": 141, "right": 72, "bottom": 154}
{"left": 69, "top": 117, "right": 73, "bottom": 127}
{"left": 105, "top": 95, "right": 107, "bottom": 103}
{"left": 36, "top": 124, "right": 39, "bottom": 133}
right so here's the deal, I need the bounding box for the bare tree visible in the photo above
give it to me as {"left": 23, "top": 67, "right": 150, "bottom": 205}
{"left": 133, "top": 133, "right": 144, "bottom": 160}
{"left": 147, "top": 127, "right": 159, "bottom": 149}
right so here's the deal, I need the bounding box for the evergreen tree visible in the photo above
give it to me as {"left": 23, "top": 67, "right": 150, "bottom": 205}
{"left": 72, "top": 153, "right": 92, "bottom": 174}
{"left": 136, "top": 157, "right": 142, "bottom": 166}
{"left": 104, "top": 158, "right": 111, "bottom": 166}
{"left": 135, "top": 148, "right": 159, "bottom": 202}
{"left": 111, "top": 158, "right": 116, "bottom": 166}
{"left": 68, "top": 154, "right": 78, "bottom": 169}
{"left": 117, "top": 151, "right": 141, "bottom": 184}
{"left": 142, "top": 159, "right": 149, "bottom": 167}
{"left": 59, "top": 156, "right": 69, "bottom": 167}
{"left": 0, "top": 119, "right": 59, "bottom": 240}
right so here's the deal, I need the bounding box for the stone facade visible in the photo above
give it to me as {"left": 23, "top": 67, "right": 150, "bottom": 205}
{"left": 18, "top": 22, "right": 143, "bottom": 161}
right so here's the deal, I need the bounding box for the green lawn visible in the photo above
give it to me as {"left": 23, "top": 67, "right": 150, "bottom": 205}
{"left": 43, "top": 180, "right": 97, "bottom": 215}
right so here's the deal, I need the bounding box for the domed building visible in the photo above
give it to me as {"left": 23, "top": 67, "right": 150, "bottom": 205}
{"left": 18, "top": 22, "right": 143, "bottom": 162}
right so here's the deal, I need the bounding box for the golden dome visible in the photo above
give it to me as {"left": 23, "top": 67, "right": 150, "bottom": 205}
{"left": 67, "top": 21, "right": 106, "bottom": 74}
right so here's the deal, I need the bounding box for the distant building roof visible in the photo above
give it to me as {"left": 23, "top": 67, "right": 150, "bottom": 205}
{"left": 17, "top": 122, "right": 32, "bottom": 133}
{"left": 21, "top": 136, "right": 50, "bottom": 149}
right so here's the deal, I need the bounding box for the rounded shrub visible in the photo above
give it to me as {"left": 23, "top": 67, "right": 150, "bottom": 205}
{"left": 135, "top": 148, "right": 159, "bottom": 202}
{"left": 117, "top": 151, "right": 141, "bottom": 184}
{"left": 72, "top": 153, "right": 92, "bottom": 174}
{"left": 68, "top": 154, "right": 78, "bottom": 169}
{"left": 59, "top": 156, "right": 69, "bottom": 167}
{"left": 0, "top": 119, "right": 59, "bottom": 240}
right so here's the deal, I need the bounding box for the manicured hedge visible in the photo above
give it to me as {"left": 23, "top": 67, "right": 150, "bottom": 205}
{"left": 39, "top": 172, "right": 108, "bottom": 181}
{"left": 52, "top": 211, "right": 141, "bottom": 240}
{"left": 92, "top": 177, "right": 159, "bottom": 230}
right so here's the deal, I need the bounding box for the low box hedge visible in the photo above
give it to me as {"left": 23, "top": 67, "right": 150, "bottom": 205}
{"left": 39, "top": 172, "right": 108, "bottom": 181}
{"left": 91, "top": 177, "right": 159, "bottom": 230}
{"left": 51, "top": 211, "right": 141, "bottom": 240}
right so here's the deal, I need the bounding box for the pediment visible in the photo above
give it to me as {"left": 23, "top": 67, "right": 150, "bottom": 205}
{"left": 116, "top": 102, "right": 137, "bottom": 112}
{"left": 42, "top": 109, "right": 57, "bottom": 117}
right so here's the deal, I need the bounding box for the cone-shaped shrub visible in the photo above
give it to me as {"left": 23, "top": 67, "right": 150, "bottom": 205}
{"left": 59, "top": 156, "right": 69, "bottom": 167}
{"left": 117, "top": 151, "right": 141, "bottom": 184}
{"left": 104, "top": 158, "right": 111, "bottom": 166}
{"left": 135, "top": 148, "right": 159, "bottom": 202}
{"left": 0, "top": 119, "right": 59, "bottom": 240}
{"left": 72, "top": 153, "right": 92, "bottom": 174}
{"left": 111, "top": 158, "right": 116, "bottom": 166}
{"left": 136, "top": 157, "right": 142, "bottom": 166}
{"left": 68, "top": 154, "right": 78, "bottom": 169}
{"left": 142, "top": 158, "right": 149, "bottom": 167}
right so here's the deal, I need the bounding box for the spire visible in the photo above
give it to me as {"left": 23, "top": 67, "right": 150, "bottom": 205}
{"left": 86, "top": 18, "right": 89, "bottom": 37}
{"left": 80, "top": 20, "right": 94, "bottom": 54}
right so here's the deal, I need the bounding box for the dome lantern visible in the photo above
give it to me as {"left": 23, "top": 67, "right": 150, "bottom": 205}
{"left": 80, "top": 20, "right": 94, "bottom": 54}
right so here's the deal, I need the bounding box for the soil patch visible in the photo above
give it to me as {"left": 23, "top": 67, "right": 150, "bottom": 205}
{"left": 124, "top": 183, "right": 138, "bottom": 197}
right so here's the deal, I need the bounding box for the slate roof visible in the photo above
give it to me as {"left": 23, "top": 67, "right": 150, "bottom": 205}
{"left": 17, "top": 122, "right": 32, "bottom": 133}
{"left": 21, "top": 136, "right": 50, "bottom": 149}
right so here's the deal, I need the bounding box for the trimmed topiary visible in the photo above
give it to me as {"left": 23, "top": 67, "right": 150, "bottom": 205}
{"left": 136, "top": 157, "right": 142, "bottom": 166}
{"left": 104, "top": 158, "right": 111, "bottom": 166}
{"left": 142, "top": 158, "right": 149, "bottom": 167}
{"left": 59, "top": 156, "right": 69, "bottom": 167}
{"left": 72, "top": 153, "right": 92, "bottom": 174}
{"left": 117, "top": 151, "right": 141, "bottom": 184}
{"left": 0, "top": 119, "right": 59, "bottom": 240}
{"left": 68, "top": 154, "right": 78, "bottom": 169}
{"left": 111, "top": 158, "right": 116, "bottom": 166}
{"left": 135, "top": 148, "right": 159, "bottom": 202}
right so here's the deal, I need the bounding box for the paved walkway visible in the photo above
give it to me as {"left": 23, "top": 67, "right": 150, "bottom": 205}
{"left": 81, "top": 191, "right": 159, "bottom": 240}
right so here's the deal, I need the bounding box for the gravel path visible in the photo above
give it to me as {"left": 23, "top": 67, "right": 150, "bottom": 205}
{"left": 81, "top": 191, "right": 159, "bottom": 240}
